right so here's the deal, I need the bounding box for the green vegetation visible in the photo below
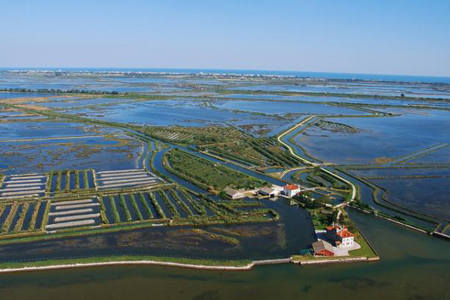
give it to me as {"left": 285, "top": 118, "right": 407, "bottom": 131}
{"left": 46, "top": 171, "right": 54, "bottom": 193}
{"left": 169, "top": 189, "right": 193, "bottom": 217}
{"left": 180, "top": 190, "right": 206, "bottom": 216}
{"left": 13, "top": 203, "right": 29, "bottom": 232}
{"left": 249, "top": 138, "right": 300, "bottom": 167}
{"left": 158, "top": 190, "right": 179, "bottom": 218}
{"left": 50, "top": 170, "right": 94, "bottom": 193}
{"left": 130, "top": 194, "right": 143, "bottom": 221}
{"left": 138, "top": 193, "right": 153, "bottom": 218}
{"left": 83, "top": 170, "right": 89, "bottom": 189}
{"left": 191, "top": 228, "right": 240, "bottom": 245}
{"left": 55, "top": 171, "right": 62, "bottom": 192}
{"left": 75, "top": 171, "right": 80, "bottom": 189}
{"left": 165, "top": 149, "right": 267, "bottom": 192}
{"left": 64, "top": 187, "right": 277, "bottom": 231}
{"left": 149, "top": 192, "right": 166, "bottom": 219}
{"left": 1, "top": 202, "right": 18, "bottom": 234}
{"left": 309, "top": 208, "right": 334, "bottom": 230}
{"left": 142, "top": 125, "right": 245, "bottom": 145}
{"left": 98, "top": 197, "right": 109, "bottom": 224}
{"left": 314, "top": 120, "right": 361, "bottom": 134}
{"left": 28, "top": 201, "right": 41, "bottom": 232}
{"left": 200, "top": 136, "right": 302, "bottom": 168}
{"left": 119, "top": 194, "right": 132, "bottom": 222}
{"left": 41, "top": 201, "right": 51, "bottom": 230}
{"left": 65, "top": 171, "right": 70, "bottom": 192}
{"left": 3, "top": 73, "right": 450, "bottom": 270}
{"left": 339, "top": 211, "right": 378, "bottom": 258}
{"left": 108, "top": 196, "right": 121, "bottom": 223}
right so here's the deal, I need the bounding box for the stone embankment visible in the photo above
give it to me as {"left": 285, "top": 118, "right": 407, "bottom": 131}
{"left": 351, "top": 206, "right": 429, "bottom": 234}
{"left": 297, "top": 256, "right": 379, "bottom": 265}
{"left": 433, "top": 231, "right": 450, "bottom": 240}
{"left": 0, "top": 260, "right": 255, "bottom": 274}
{"left": 253, "top": 258, "right": 292, "bottom": 265}
{"left": 0, "top": 254, "right": 379, "bottom": 274}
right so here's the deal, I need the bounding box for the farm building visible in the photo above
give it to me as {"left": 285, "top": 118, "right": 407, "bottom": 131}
{"left": 312, "top": 240, "right": 335, "bottom": 257}
{"left": 223, "top": 187, "right": 245, "bottom": 200}
{"left": 259, "top": 187, "right": 279, "bottom": 197}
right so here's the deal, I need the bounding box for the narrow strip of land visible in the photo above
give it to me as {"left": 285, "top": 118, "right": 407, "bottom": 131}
{"left": 277, "top": 116, "right": 357, "bottom": 204}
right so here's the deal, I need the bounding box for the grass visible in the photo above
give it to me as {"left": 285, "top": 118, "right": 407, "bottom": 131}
{"left": 158, "top": 190, "right": 179, "bottom": 218}
{"left": 108, "top": 196, "right": 121, "bottom": 223}
{"left": 348, "top": 230, "right": 377, "bottom": 258}
{"left": 119, "top": 194, "right": 132, "bottom": 222}
{"left": 149, "top": 192, "right": 166, "bottom": 219}
{"left": 13, "top": 203, "right": 29, "bottom": 232}
{"left": 98, "top": 197, "right": 110, "bottom": 224}
{"left": 138, "top": 193, "right": 154, "bottom": 218}
{"left": 341, "top": 210, "right": 378, "bottom": 258}
{"left": 142, "top": 125, "right": 245, "bottom": 146}
{"left": 130, "top": 194, "right": 144, "bottom": 221}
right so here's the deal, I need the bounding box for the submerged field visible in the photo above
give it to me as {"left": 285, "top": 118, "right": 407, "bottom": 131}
{"left": 0, "top": 122, "right": 143, "bottom": 174}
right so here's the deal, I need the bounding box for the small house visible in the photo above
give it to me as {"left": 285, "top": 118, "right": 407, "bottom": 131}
{"left": 312, "top": 240, "right": 335, "bottom": 257}
{"left": 283, "top": 184, "right": 301, "bottom": 198}
{"left": 326, "top": 224, "right": 355, "bottom": 248}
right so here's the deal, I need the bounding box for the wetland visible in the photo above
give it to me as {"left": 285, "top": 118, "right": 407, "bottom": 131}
{"left": 0, "top": 69, "right": 449, "bottom": 299}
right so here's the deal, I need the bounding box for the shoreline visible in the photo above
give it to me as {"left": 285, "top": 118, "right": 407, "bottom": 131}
{"left": 0, "top": 254, "right": 380, "bottom": 275}
{"left": 0, "top": 259, "right": 255, "bottom": 274}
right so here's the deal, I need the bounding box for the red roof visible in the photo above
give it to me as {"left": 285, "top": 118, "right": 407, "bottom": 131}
{"left": 326, "top": 225, "right": 354, "bottom": 238}
{"left": 337, "top": 230, "right": 354, "bottom": 238}
{"left": 284, "top": 184, "right": 299, "bottom": 191}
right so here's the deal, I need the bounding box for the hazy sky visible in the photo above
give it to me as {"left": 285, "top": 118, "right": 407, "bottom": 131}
{"left": 1, "top": 0, "right": 449, "bottom": 76}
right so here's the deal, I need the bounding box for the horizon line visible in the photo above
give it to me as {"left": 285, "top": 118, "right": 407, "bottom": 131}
{"left": 1, "top": 67, "right": 450, "bottom": 80}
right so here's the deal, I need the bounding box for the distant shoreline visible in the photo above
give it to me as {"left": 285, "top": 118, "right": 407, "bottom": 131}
{"left": 1, "top": 68, "right": 449, "bottom": 83}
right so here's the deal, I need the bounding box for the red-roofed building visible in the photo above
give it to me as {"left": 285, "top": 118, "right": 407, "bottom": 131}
{"left": 283, "top": 184, "right": 301, "bottom": 198}
{"left": 326, "top": 223, "right": 355, "bottom": 248}
{"left": 312, "top": 240, "right": 335, "bottom": 257}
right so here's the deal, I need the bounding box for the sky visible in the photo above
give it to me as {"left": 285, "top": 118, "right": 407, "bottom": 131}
{"left": 0, "top": 0, "right": 449, "bottom": 77}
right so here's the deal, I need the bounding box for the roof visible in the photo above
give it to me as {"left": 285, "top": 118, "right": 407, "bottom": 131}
{"left": 284, "top": 184, "right": 299, "bottom": 191}
{"left": 260, "top": 187, "right": 276, "bottom": 194}
{"left": 326, "top": 225, "right": 354, "bottom": 238}
{"left": 312, "top": 240, "right": 334, "bottom": 254}
{"left": 223, "top": 187, "right": 242, "bottom": 197}
{"left": 337, "top": 230, "right": 354, "bottom": 238}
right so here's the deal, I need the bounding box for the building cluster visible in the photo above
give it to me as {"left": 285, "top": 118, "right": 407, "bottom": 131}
{"left": 223, "top": 184, "right": 302, "bottom": 200}
{"left": 312, "top": 223, "right": 355, "bottom": 257}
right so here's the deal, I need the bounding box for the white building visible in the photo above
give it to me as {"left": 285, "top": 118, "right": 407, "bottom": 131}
{"left": 326, "top": 224, "right": 355, "bottom": 248}
{"left": 283, "top": 184, "right": 301, "bottom": 198}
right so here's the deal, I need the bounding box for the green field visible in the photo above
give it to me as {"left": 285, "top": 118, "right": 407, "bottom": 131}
{"left": 165, "top": 149, "right": 267, "bottom": 191}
